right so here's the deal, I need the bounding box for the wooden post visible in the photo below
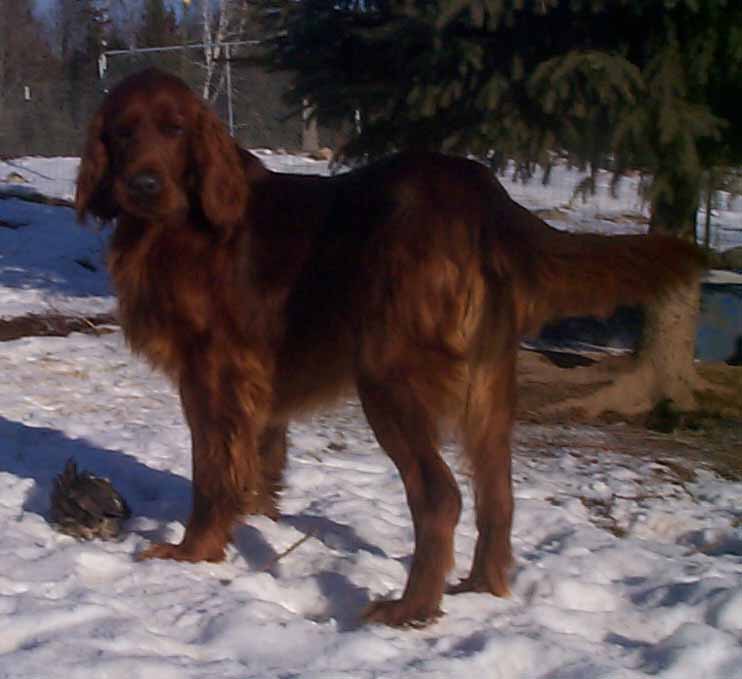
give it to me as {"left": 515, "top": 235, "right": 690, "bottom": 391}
{"left": 302, "top": 98, "right": 319, "bottom": 153}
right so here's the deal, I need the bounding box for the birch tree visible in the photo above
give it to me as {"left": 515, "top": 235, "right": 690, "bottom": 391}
{"left": 201, "top": 0, "right": 248, "bottom": 102}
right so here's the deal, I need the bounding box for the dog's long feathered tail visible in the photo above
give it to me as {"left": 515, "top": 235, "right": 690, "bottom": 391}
{"left": 486, "top": 186, "right": 706, "bottom": 336}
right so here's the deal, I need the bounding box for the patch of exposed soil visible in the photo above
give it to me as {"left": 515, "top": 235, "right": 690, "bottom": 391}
{"left": 518, "top": 349, "right": 742, "bottom": 478}
{"left": 0, "top": 313, "right": 117, "bottom": 342}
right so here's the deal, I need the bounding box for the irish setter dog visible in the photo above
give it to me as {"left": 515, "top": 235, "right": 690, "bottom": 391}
{"left": 76, "top": 68, "right": 702, "bottom": 627}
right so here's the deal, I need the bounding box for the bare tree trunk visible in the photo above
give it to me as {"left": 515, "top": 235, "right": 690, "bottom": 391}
{"left": 634, "top": 169, "right": 705, "bottom": 413}
{"left": 202, "top": 0, "right": 240, "bottom": 103}
{"left": 649, "top": 168, "right": 701, "bottom": 240}
{"left": 202, "top": 0, "right": 215, "bottom": 99}
{"left": 635, "top": 275, "right": 701, "bottom": 410}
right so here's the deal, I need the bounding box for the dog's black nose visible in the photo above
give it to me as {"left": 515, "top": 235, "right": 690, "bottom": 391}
{"left": 127, "top": 172, "right": 162, "bottom": 197}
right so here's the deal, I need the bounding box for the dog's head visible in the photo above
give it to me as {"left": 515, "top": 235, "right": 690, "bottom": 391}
{"left": 75, "top": 68, "right": 247, "bottom": 234}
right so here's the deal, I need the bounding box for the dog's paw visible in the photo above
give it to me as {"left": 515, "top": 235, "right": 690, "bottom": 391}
{"left": 362, "top": 598, "right": 442, "bottom": 628}
{"left": 136, "top": 541, "right": 225, "bottom": 563}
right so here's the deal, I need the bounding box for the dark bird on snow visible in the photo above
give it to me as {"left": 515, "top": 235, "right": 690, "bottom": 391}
{"left": 50, "top": 459, "right": 131, "bottom": 540}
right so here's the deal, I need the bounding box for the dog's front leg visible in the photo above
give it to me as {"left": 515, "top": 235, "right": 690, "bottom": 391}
{"left": 138, "top": 359, "right": 269, "bottom": 563}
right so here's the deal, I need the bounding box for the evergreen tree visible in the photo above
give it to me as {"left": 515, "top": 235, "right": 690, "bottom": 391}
{"left": 255, "top": 0, "right": 742, "bottom": 237}
{"left": 1, "top": 0, "right": 56, "bottom": 155}
{"left": 61, "top": 0, "right": 109, "bottom": 127}
{"left": 137, "top": 0, "right": 178, "bottom": 47}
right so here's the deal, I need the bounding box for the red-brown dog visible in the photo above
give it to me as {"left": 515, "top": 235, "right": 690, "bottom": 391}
{"left": 76, "top": 68, "right": 702, "bottom": 626}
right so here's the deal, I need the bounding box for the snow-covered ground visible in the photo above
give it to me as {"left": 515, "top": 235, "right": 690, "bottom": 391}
{"left": 0, "top": 155, "right": 740, "bottom": 678}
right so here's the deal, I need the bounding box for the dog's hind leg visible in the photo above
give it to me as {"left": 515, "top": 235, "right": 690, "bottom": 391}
{"left": 357, "top": 377, "right": 462, "bottom": 627}
{"left": 449, "top": 315, "right": 518, "bottom": 597}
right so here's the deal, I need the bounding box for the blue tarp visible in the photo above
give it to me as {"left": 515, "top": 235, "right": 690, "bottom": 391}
{"left": 536, "top": 274, "right": 742, "bottom": 364}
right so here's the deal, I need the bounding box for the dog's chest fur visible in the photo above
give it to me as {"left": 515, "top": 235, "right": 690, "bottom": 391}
{"left": 108, "top": 219, "right": 239, "bottom": 378}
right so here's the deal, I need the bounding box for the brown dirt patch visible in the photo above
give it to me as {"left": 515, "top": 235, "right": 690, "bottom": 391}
{"left": 0, "top": 313, "right": 117, "bottom": 342}
{"left": 517, "top": 349, "right": 742, "bottom": 478}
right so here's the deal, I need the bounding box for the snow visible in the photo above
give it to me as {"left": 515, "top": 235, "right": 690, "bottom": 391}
{"left": 0, "top": 154, "right": 740, "bottom": 679}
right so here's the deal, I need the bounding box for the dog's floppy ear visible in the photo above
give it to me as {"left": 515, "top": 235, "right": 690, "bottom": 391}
{"left": 192, "top": 104, "right": 248, "bottom": 236}
{"left": 75, "top": 110, "right": 118, "bottom": 222}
